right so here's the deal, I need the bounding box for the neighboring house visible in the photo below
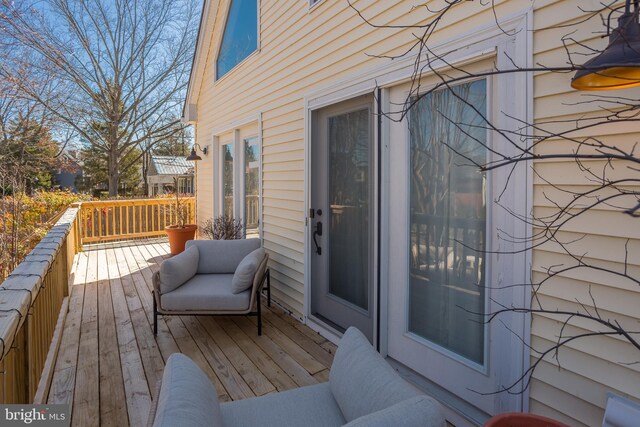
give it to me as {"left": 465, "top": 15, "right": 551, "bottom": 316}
{"left": 54, "top": 151, "right": 83, "bottom": 193}
{"left": 183, "top": 1, "right": 640, "bottom": 426}
{"left": 147, "top": 155, "right": 195, "bottom": 196}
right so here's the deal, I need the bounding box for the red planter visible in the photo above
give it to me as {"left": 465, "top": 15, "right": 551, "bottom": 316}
{"left": 165, "top": 224, "right": 197, "bottom": 255}
{"left": 484, "top": 413, "right": 569, "bottom": 427}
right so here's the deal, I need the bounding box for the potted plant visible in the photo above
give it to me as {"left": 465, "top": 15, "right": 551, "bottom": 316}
{"left": 165, "top": 179, "right": 196, "bottom": 255}
{"left": 484, "top": 413, "right": 569, "bottom": 427}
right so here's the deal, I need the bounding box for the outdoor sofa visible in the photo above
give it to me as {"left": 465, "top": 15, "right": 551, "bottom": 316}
{"left": 152, "top": 238, "right": 270, "bottom": 335}
{"left": 147, "top": 327, "right": 446, "bottom": 427}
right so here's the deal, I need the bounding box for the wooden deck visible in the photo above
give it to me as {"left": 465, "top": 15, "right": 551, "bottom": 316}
{"left": 46, "top": 242, "right": 336, "bottom": 427}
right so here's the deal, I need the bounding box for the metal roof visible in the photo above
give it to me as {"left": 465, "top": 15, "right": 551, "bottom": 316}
{"left": 150, "top": 156, "right": 194, "bottom": 176}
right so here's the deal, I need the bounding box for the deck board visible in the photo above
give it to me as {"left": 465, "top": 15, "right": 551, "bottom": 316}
{"left": 48, "top": 251, "right": 87, "bottom": 406}
{"left": 49, "top": 242, "right": 334, "bottom": 426}
{"left": 196, "top": 316, "right": 276, "bottom": 396}
{"left": 113, "top": 247, "right": 167, "bottom": 399}
{"left": 231, "top": 316, "right": 318, "bottom": 387}
{"left": 72, "top": 251, "right": 99, "bottom": 427}
{"left": 180, "top": 315, "right": 255, "bottom": 400}
{"left": 105, "top": 248, "right": 151, "bottom": 427}
{"left": 97, "top": 249, "right": 128, "bottom": 427}
{"left": 246, "top": 312, "right": 325, "bottom": 374}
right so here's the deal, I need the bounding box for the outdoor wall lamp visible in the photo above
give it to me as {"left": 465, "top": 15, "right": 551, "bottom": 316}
{"left": 572, "top": 0, "right": 640, "bottom": 90}
{"left": 186, "top": 143, "right": 209, "bottom": 161}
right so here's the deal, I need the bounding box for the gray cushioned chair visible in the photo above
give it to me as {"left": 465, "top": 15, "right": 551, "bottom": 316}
{"left": 147, "top": 327, "right": 446, "bottom": 427}
{"left": 152, "top": 239, "right": 270, "bottom": 335}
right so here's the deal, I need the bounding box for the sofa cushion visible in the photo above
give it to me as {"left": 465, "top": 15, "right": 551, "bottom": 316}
{"left": 159, "top": 245, "right": 199, "bottom": 294}
{"left": 342, "top": 396, "right": 445, "bottom": 427}
{"left": 330, "top": 327, "right": 422, "bottom": 422}
{"left": 152, "top": 353, "right": 224, "bottom": 427}
{"left": 186, "top": 239, "right": 261, "bottom": 274}
{"left": 232, "top": 248, "right": 265, "bottom": 294}
{"left": 221, "top": 382, "right": 345, "bottom": 427}
{"left": 161, "top": 274, "right": 250, "bottom": 311}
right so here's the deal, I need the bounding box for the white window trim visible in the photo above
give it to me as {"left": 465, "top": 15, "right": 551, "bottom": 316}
{"left": 308, "top": 0, "right": 326, "bottom": 12}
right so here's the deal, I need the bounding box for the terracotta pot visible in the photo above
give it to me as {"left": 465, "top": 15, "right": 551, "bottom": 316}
{"left": 165, "top": 224, "right": 197, "bottom": 255}
{"left": 484, "top": 413, "right": 569, "bottom": 427}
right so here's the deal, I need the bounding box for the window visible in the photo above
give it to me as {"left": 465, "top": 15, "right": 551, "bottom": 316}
{"left": 244, "top": 137, "right": 260, "bottom": 237}
{"left": 216, "top": 0, "right": 258, "bottom": 80}
{"left": 216, "top": 127, "right": 261, "bottom": 238}
{"left": 408, "top": 79, "right": 487, "bottom": 365}
{"left": 327, "top": 108, "right": 371, "bottom": 310}
{"left": 222, "top": 143, "right": 234, "bottom": 216}
{"left": 176, "top": 177, "right": 193, "bottom": 194}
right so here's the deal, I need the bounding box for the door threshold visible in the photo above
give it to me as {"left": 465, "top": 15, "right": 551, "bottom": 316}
{"left": 311, "top": 312, "right": 346, "bottom": 334}
{"left": 305, "top": 315, "right": 343, "bottom": 345}
{"left": 386, "top": 358, "right": 490, "bottom": 427}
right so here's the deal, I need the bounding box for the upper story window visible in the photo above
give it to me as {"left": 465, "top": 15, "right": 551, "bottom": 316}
{"left": 216, "top": 0, "right": 258, "bottom": 80}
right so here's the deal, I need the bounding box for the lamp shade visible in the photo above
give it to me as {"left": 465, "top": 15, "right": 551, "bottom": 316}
{"left": 572, "top": 10, "right": 640, "bottom": 90}
{"left": 186, "top": 147, "right": 202, "bottom": 161}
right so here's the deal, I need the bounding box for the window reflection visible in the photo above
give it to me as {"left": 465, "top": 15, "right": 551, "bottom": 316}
{"left": 216, "top": 0, "right": 258, "bottom": 79}
{"left": 328, "top": 108, "right": 370, "bottom": 310}
{"left": 244, "top": 137, "right": 260, "bottom": 237}
{"left": 223, "top": 144, "right": 234, "bottom": 217}
{"left": 408, "top": 79, "right": 488, "bottom": 365}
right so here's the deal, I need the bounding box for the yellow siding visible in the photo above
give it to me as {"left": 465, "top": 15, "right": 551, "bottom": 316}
{"left": 530, "top": 0, "right": 640, "bottom": 424}
{"left": 191, "top": 0, "right": 640, "bottom": 425}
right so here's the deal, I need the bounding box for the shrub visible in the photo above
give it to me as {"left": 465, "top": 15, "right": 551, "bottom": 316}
{"left": 200, "top": 215, "right": 244, "bottom": 240}
{"left": 0, "top": 189, "right": 90, "bottom": 279}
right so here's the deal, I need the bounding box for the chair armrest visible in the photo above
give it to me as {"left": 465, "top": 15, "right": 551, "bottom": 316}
{"left": 152, "top": 272, "right": 162, "bottom": 303}
{"left": 149, "top": 353, "right": 225, "bottom": 427}
{"left": 158, "top": 246, "right": 199, "bottom": 295}
{"left": 248, "top": 253, "right": 269, "bottom": 309}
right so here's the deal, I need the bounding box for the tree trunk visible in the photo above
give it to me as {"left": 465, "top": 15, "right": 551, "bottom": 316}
{"left": 142, "top": 151, "right": 149, "bottom": 196}
{"left": 108, "top": 150, "right": 119, "bottom": 197}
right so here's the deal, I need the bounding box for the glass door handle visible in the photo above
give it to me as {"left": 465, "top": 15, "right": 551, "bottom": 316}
{"left": 313, "top": 221, "right": 323, "bottom": 255}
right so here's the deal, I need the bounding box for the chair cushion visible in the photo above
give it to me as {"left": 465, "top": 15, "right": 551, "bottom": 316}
{"left": 152, "top": 353, "right": 224, "bottom": 427}
{"left": 220, "top": 382, "right": 345, "bottom": 427}
{"left": 159, "top": 245, "right": 199, "bottom": 294}
{"left": 160, "top": 274, "right": 250, "bottom": 311}
{"left": 232, "top": 248, "right": 265, "bottom": 294}
{"left": 186, "top": 239, "right": 261, "bottom": 274}
{"left": 342, "top": 396, "right": 445, "bottom": 427}
{"left": 329, "top": 327, "right": 422, "bottom": 422}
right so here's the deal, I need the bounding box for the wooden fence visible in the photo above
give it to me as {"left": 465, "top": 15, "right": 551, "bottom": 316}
{"left": 78, "top": 197, "right": 196, "bottom": 245}
{"left": 0, "top": 207, "right": 79, "bottom": 403}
